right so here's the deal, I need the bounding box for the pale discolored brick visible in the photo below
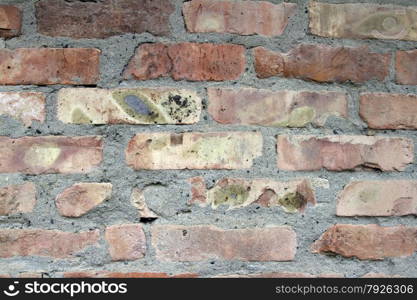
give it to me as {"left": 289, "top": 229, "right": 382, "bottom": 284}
{"left": 396, "top": 50, "right": 417, "bottom": 85}
{"left": 126, "top": 132, "right": 262, "bottom": 170}
{"left": 277, "top": 135, "right": 413, "bottom": 171}
{"left": 0, "top": 229, "right": 100, "bottom": 258}
{"left": 56, "top": 183, "right": 112, "bottom": 217}
{"left": 130, "top": 188, "right": 158, "bottom": 220}
{"left": 312, "top": 224, "right": 417, "bottom": 260}
{"left": 124, "top": 43, "right": 245, "bottom": 81}
{"left": 0, "top": 136, "right": 103, "bottom": 174}
{"left": 105, "top": 224, "right": 146, "bottom": 261}
{"left": 0, "top": 5, "right": 21, "bottom": 38}
{"left": 208, "top": 88, "right": 347, "bottom": 127}
{"left": 57, "top": 88, "right": 201, "bottom": 125}
{"left": 0, "top": 182, "right": 36, "bottom": 215}
{"left": 0, "top": 92, "right": 45, "bottom": 127}
{"left": 151, "top": 225, "right": 296, "bottom": 262}
{"left": 337, "top": 180, "right": 417, "bottom": 217}
{"left": 183, "top": 0, "right": 296, "bottom": 36}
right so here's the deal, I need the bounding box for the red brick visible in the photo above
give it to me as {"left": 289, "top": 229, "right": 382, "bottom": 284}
{"left": 0, "top": 229, "right": 99, "bottom": 258}
{"left": 396, "top": 50, "right": 417, "bottom": 85}
{"left": 312, "top": 224, "right": 417, "bottom": 260}
{"left": 183, "top": 0, "right": 296, "bottom": 36}
{"left": 0, "top": 5, "right": 21, "bottom": 38}
{"left": 63, "top": 271, "right": 198, "bottom": 278}
{"left": 0, "top": 136, "right": 103, "bottom": 174}
{"left": 36, "top": 0, "right": 174, "bottom": 38}
{"left": 337, "top": 180, "right": 417, "bottom": 217}
{"left": 0, "top": 48, "right": 100, "bottom": 85}
{"left": 253, "top": 45, "right": 390, "bottom": 83}
{"left": 151, "top": 225, "right": 296, "bottom": 262}
{"left": 0, "top": 182, "right": 36, "bottom": 215}
{"left": 126, "top": 132, "right": 262, "bottom": 170}
{"left": 360, "top": 93, "right": 417, "bottom": 129}
{"left": 277, "top": 135, "right": 413, "bottom": 171}
{"left": 124, "top": 43, "right": 245, "bottom": 81}
{"left": 105, "top": 224, "right": 146, "bottom": 261}
{"left": 208, "top": 88, "right": 347, "bottom": 127}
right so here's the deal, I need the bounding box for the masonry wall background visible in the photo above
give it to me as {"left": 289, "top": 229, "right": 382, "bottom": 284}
{"left": 0, "top": 0, "right": 417, "bottom": 278}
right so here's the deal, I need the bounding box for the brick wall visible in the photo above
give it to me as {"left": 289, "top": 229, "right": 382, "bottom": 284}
{"left": 0, "top": 0, "right": 416, "bottom": 278}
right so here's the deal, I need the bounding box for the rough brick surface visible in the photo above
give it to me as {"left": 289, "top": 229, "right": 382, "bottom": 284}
{"left": 0, "top": 92, "right": 45, "bottom": 127}
{"left": 151, "top": 225, "right": 296, "bottom": 262}
{"left": 360, "top": 93, "right": 417, "bottom": 129}
{"left": 337, "top": 180, "right": 417, "bottom": 217}
{"left": 105, "top": 224, "right": 146, "bottom": 261}
{"left": 0, "top": 136, "right": 103, "bottom": 174}
{"left": 56, "top": 183, "right": 112, "bottom": 217}
{"left": 309, "top": 2, "right": 417, "bottom": 41}
{"left": 396, "top": 50, "right": 417, "bottom": 85}
{"left": 312, "top": 224, "right": 417, "bottom": 260}
{"left": 0, "top": 183, "right": 36, "bottom": 216}
{"left": 183, "top": 0, "right": 296, "bottom": 36}
{"left": 126, "top": 132, "right": 262, "bottom": 170}
{"left": 253, "top": 45, "right": 390, "bottom": 83}
{"left": 130, "top": 188, "right": 158, "bottom": 220}
{"left": 36, "top": 0, "right": 174, "bottom": 38}
{"left": 208, "top": 88, "right": 347, "bottom": 127}
{"left": 0, "top": 5, "right": 21, "bottom": 38}
{"left": 0, "top": 48, "right": 100, "bottom": 85}
{"left": 0, "top": 229, "right": 100, "bottom": 258}
{"left": 57, "top": 88, "right": 201, "bottom": 125}
{"left": 277, "top": 135, "right": 413, "bottom": 171}
{"left": 124, "top": 43, "right": 246, "bottom": 81}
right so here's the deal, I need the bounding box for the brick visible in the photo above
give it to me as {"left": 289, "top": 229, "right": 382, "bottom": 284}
{"left": 183, "top": 0, "right": 296, "bottom": 37}
{"left": 337, "top": 180, "right": 417, "bottom": 217}
{"left": 0, "top": 182, "right": 36, "bottom": 215}
{"left": 130, "top": 188, "right": 158, "bottom": 220}
{"left": 0, "top": 48, "right": 100, "bottom": 85}
{"left": 188, "top": 177, "right": 315, "bottom": 213}
{"left": 105, "top": 224, "right": 146, "bottom": 261}
{"left": 57, "top": 88, "right": 201, "bottom": 125}
{"left": 208, "top": 88, "right": 347, "bottom": 127}
{"left": 124, "top": 43, "right": 245, "bottom": 81}
{"left": 0, "top": 92, "right": 45, "bottom": 127}
{"left": 63, "top": 271, "right": 198, "bottom": 278}
{"left": 396, "top": 50, "right": 417, "bottom": 85}
{"left": 277, "top": 135, "right": 413, "bottom": 171}
{"left": 0, "top": 5, "right": 21, "bottom": 38}
{"left": 360, "top": 93, "right": 417, "bottom": 129}
{"left": 126, "top": 132, "right": 262, "bottom": 170}
{"left": 311, "top": 224, "right": 417, "bottom": 260}
{"left": 36, "top": 0, "right": 174, "bottom": 38}
{"left": 0, "top": 136, "right": 103, "bottom": 174}
{"left": 151, "top": 225, "right": 296, "bottom": 262}
{"left": 56, "top": 183, "right": 112, "bottom": 217}
{"left": 0, "top": 229, "right": 99, "bottom": 258}
{"left": 309, "top": 1, "right": 417, "bottom": 41}
{"left": 253, "top": 45, "right": 390, "bottom": 83}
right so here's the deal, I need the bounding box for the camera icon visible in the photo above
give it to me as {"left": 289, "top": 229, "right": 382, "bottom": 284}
{"left": 3, "top": 281, "right": 20, "bottom": 297}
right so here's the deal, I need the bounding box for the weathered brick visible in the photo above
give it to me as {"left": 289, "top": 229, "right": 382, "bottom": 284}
{"left": 188, "top": 177, "right": 315, "bottom": 213}
{"left": 183, "top": 0, "right": 296, "bottom": 36}
{"left": 130, "top": 188, "right": 158, "bottom": 220}
{"left": 56, "top": 183, "right": 112, "bottom": 217}
{"left": 0, "top": 48, "right": 100, "bottom": 85}
{"left": 0, "top": 5, "right": 21, "bottom": 38}
{"left": 63, "top": 271, "right": 198, "bottom": 278}
{"left": 396, "top": 50, "right": 417, "bottom": 85}
{"left": 309, "top": 1, "right": 417, "bottom": 41}
{"left": 360, "top": 93, "right": 417, "bottom": 129}
{"left": 312, "top": 224, "right": 417, "bottom": 260}
{"left": 253, "top": 45, "right": 390, "bottom": 83}
{"left": 277, "top": 135, "right": 413, "bottom": 171}
{"left": 0, "top": 229, "right": 99, "bottom": 258}
{"left": 57, "top": 88, "right": 201, "bottom": 125}
{"left": 0, "top": 182, "right": 36, "bottom": 215}
{"left": 36, "top": 0, "right": 174, "bottom": 38}
{"left": 105, "top": 224, "right": 146, "bottom": 261}
{"left": 337, "top": 180, "right": 417, "bottom": 217}
{"left": 126, "top": 132, "right": 262, "bottom": 170}
{"left": 151, "top": 225, "right": 296, "bottom": 262}
{"left": 0, "top": 92, "right": 45, "bottom": 127}
{"left": 0, "top": 136, "right": 103, "bottom": 174}
{"left": 124, "top": 43, "right": 245, "bottom": 81}
{"left": 208, "top": 88, "right": 347, "bottom": 127}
